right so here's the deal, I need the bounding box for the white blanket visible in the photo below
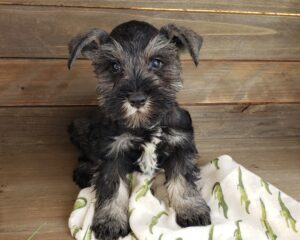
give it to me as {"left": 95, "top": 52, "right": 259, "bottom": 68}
{"left": 68, "top": 155, "right": 300, "bottom": 240}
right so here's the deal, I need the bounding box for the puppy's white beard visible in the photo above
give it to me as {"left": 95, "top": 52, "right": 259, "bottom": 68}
{"left": 122, "top": 100, "right": 151, "bottom": 128}
{"left": 123, "top": 101, "right": 138, "bottom": 118}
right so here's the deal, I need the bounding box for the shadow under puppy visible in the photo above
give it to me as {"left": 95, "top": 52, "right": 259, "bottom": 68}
{"left": 68, "top": 20, "right": 211, "bottom": 239}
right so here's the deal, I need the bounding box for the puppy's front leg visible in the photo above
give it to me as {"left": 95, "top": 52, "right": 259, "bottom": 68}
{"left": 92, "top": 162, "right": 129, "bottom": 240}
{"left": 163, "top": 150, "right": 211, "bottom": 227}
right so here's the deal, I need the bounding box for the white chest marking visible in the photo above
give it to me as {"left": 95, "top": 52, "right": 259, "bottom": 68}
{"left": 138, "top": 129, "right": 161, "bottom": 176}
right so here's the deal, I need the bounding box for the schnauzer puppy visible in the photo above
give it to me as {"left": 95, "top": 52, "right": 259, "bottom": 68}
{"left": 68, "top": 20, "right": 211, "bottom": 239}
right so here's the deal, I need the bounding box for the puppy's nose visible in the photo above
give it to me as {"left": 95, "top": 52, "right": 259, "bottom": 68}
{"left": 129, "top": 92, "right": 146, "bottom": 108}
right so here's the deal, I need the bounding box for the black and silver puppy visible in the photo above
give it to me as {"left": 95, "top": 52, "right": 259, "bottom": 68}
{"left": 68, "top": 20, "right": 211, "bottom": 239}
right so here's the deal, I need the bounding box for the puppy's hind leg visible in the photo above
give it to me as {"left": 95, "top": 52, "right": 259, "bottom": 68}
{"left": 73, "top": 156, "right": 93, "bottom": 188}
{"left": 69, "top": 118, "right": 94, "bottom": 188}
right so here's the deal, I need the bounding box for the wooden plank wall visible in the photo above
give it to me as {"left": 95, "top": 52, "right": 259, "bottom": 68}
{"left": 0, "top": 1, "right": 299, "bottom": 239}
{"left": 0, "top": 6, "right": 300, "bottom": 59}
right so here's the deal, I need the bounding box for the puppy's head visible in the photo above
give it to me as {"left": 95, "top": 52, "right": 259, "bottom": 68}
{"left": 68, "top": 20, "right": 203, "bottom": 129}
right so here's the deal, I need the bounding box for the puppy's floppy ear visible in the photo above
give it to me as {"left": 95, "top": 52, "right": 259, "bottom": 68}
{"left": 159, "top": 24, "right": 203, "bottom": 66}
{"left": 68, "top": 29, "right": 109, "bottom": 69}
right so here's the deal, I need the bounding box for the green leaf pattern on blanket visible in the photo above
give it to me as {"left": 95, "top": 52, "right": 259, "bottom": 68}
{"left": 210, "top": 158, "right": 220, "bottom": 170}
{"left": 83, "top": 225, "right": 92, "bottom": 240}
{"left": 129, "top": 208, "right": 135, "bottom": 217}
{"left": 73, "top": 197, "right": 87, "bottom": 211}
{"left": 260, "top": 198, "right": 277, "bottom": 240}
{"left": 127, "top": 173, "right": 134, "bottom": 192}
{"left": 238, "top": 167, "right": 251, "bottom": 214}
{"left": 135, "top": 179, "right": 151, "bottom": 201}
{"left": 71, "top": 225, "right": 82, "bottom": 237}
{"left": 208, "top": 224, "right": 214, "bottom": 240}
{"left": 212, "top": 182, "right": 228, "bottom": 218}
{"left": 149, "top": 211, "right": 168, "bottom": 234}
{"left": 278, "top": 192, "right": 298, "bottom": 233}
{"left": 261, "top": 178, "right": 272, "bottom": 195}
{"left": 130, "top": 232, "right": 137, "bottom": 240}
{"left": 234, "top": 220, "right": 243, "bottom": 240}
{"left": 158, "top": 233, "right": 164, "bottom": 240}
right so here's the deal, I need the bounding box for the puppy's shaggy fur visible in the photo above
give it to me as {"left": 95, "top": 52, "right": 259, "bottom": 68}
{"left": 68, "top": 20, "right": 211, "bottom": 239}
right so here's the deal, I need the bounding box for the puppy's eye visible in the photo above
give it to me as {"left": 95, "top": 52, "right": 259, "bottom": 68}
{"left": 111, "top": 62, "right": 122, "bottom": 73}
{"left": 150, "top": 58, "right": 162, "bottom": 70}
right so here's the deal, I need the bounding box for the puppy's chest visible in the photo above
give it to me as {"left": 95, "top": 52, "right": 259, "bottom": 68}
{"left": 107, "top": 128, "right": 166, "bottom": 176}
{"left": 136, "top": 130, "right": 162, "bottom": 176}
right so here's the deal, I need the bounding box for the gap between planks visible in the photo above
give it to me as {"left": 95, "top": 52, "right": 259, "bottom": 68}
{"left": 1, "top": 57, "right": 300, "bottom": 63}
{"left": 0, "top": 2, "right": 299, "bottom": 17}
{"left": 1, "top": 103, "right": 300, "bottom": 109}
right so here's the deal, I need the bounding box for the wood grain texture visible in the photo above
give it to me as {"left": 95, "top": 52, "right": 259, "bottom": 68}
{"left": 0, "top": 105, "right": 299, "bottom": 239}
{"left": 0, "top": 5, "right": 300, "bottom": 60}
{"left": 1, "top": 140, "right": 299, "bottom": 240}
{"left": 1, "top": 59, "right": 300, "bottom": 106}
{"left": 0, "top": 0, "right": 299, "bottom": 15}
{"left": 0, "top": 0, "right": 299, "bottom": 238}
{"left": 1, "top": 105, "right": 299, "bottom": 146}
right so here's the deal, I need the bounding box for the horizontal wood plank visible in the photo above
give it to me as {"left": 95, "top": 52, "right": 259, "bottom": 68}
{"left": 0, "top": 0, "right": 299, "bottom": 15}
{"left": 0, "top": 59, "right": 299, "bottom": 106}
{"left": 0, "top": 6, "right": 300, "bottom": 60}
{"left": 0, "top": 105, "right": 299, "bottom": 239}
{"left": 1, "top": 105, "right": 299, "bottom": 146}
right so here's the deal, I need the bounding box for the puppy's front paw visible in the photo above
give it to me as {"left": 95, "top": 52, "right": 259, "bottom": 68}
{"left": 176, "top": 201, "right": 211, "bottom": 227}
{"left": 92, "top": 214, "right": 129, "bottom": 240}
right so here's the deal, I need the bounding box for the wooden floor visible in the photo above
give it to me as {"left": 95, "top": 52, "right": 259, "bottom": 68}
{"left": 0, "top": 1, "right": 300, "bottom": 239}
